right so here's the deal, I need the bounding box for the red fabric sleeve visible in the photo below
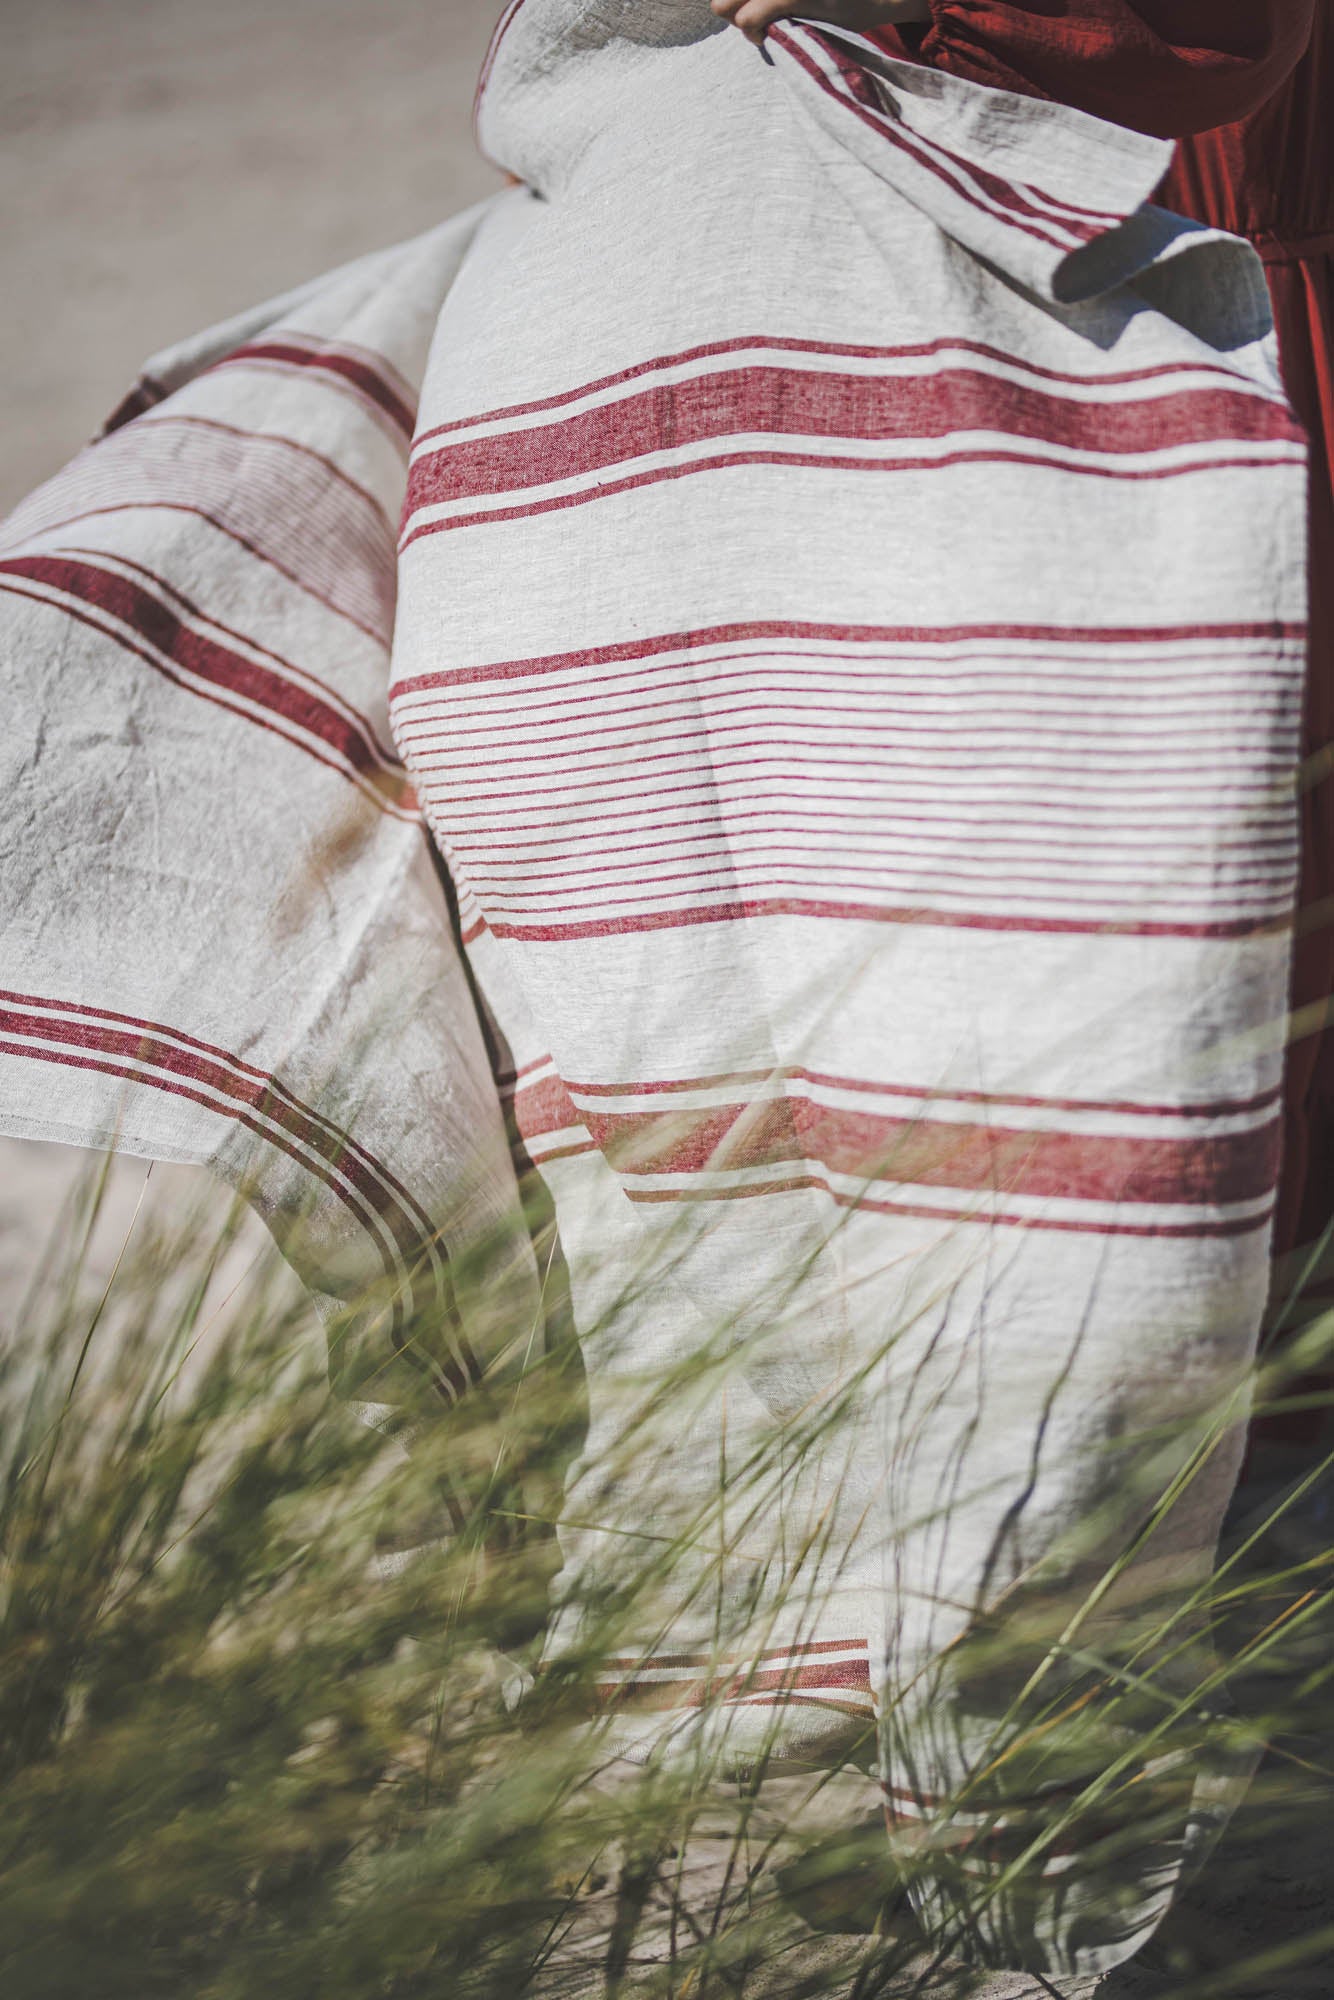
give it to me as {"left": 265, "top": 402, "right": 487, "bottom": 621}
{"left": 887, "top": 1, "right": 1317, "bottom": 139}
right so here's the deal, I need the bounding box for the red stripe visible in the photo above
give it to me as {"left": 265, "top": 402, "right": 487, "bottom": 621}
{"left": 411, "top": 336, "right": 1256, "bottom": 452}
{"left": 571, "top": 1095, "right": 1280, "bottom": 1209}
{"left": 62, "top": 544, "right": 401, "bottom": 764}
{"left": 220, "top": 340, "right": 417, "bottom": 441}
{"left": 0, "top": 990, "right": 442, "bottom": 1251}
{"left": 550, "top": 1068, "right": 1282, "bottom": 1124}
{"left": 402, "top": 697, "right": 1293, "bottom": 757}
{"left": 600, "top": 1638, "right": 869, "bottom": 1669}
{"left": 0, "top": 1036, "right": 468, "bottom": 1402}
{"left": 2, "top": 996, "right": 470, "bottom": 1383}
{"left": 594, "top": 1661, "right": 874, "bottom": 1710}
{"left": 404, "top": 365, "right": 1300, "bottom": 520}
{"left": 627, "top": 1174, "right": 1272, "bottom": 1240}
{"left": 511, "top": 1072, "right": 584, "bottom": 1144}
{"left": 0, "top": 555, "right": 414, "bottom": 815}
{"left": 434, "top": 811, "right": 1297, "bottom": 869}
{"left": 458, "top": 854, "right": 1293, "bottom": 910}
{"left": 779, "top": 25, "right": 1102, "bottom": 253}
{"left": 101, "top": 374, "right": 167, "bottom": 437}
{"left": 401, "top": 442, "right": 1298, "bottom": 545}
{"left": 478, "top": 881, "right": 1289, "bottom": 931}
{"left": 134, "top": 414, "right": 396, "bottom": 536}
{"left": 390, "top": 617, "right": 1301, "bottom": 698}
{"left": 0, "top": 1007, "right": 465, "bottom": 1393}
{"left": 397, "top": 673, "right": 1297, "bottom": 739}
{"left": 3, "top": 417, "right": 397, "bottom": 640}
{"left": 0, "top": 1002, "right": 420, "bottom": 1243}
{"left": 418, "top": 749, "right": 1291, "bottom": 812}
{"left": 9, "top": 502, "right": 388, "bottom": 644}
{"left": 474, "top": 0, "right": 529, "bottom": 153}
{"left": 480, "top": 894, "right": 1287, "bottom": 944}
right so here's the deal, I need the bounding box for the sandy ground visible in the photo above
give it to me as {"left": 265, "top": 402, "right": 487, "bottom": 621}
{"left": 1, "top": 0, "right": 497, "bottom": 508}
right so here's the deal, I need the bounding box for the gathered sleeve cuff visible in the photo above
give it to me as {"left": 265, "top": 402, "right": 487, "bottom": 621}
{"left": 908, "top": 1, "right": 1316, "bottom": 138}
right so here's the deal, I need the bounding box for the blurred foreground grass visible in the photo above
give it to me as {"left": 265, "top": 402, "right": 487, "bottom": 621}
{"left": 0, "top": 1156, "right": 1331, "bottom": 2000}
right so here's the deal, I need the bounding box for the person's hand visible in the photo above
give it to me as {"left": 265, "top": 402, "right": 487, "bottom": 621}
{"left": 711, "top": 0, "right": 933, "bottom": 48}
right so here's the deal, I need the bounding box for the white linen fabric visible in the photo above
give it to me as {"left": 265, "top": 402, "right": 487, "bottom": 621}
{"left": 0, "top": 0, "right": 1308, "bottom": 1975}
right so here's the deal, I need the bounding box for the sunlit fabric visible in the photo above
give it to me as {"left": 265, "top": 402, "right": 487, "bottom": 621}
{"left": 0, "top": 2, "right": 1309, "bottom": 1975}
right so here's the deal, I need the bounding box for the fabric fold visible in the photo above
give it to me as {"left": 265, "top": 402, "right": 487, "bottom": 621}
{"left": 0, "top": 204, "right": 545, "bottom": 1423}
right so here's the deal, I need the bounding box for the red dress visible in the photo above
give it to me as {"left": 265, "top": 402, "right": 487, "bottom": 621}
{"left": 1162, "top": 18, "right": 1334, "bottom": 1305}
{"left": 880, "top": 0, "right": 1316, "bottom": 137}
{"left": 875, "top": 3, "right": 1333, "bottom": 1336}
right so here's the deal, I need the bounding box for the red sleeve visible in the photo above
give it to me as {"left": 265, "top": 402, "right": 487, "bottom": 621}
{"left": 892, "top": 2, "right": 1316, "bottom": 139}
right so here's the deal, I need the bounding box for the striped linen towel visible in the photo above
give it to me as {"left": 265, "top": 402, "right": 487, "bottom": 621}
{"left": 0, "top": 0, "right": 1306, "bottom": 1975}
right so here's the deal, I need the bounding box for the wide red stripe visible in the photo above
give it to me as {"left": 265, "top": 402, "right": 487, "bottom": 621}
{"left": 405, "top": 364, "right": 1300, "bottom": 518}
{"left": 61, "top": 542, "right": 402, "bottom": 766}
{"left": 571, "top": 1093, "right": 1279, "bottom": 1208}
{"left": 511, "top": 1072, "right": 585, "bottom": 1144}
{"left": 410, "top": 335, "right": 1254, "bottom": 452}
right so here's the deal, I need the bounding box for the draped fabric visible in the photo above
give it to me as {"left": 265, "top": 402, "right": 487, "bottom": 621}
{"left": 0, "top": 215, "right": 547, "bottom": 1438}
{"left": 872, "top": 0, "right": 1334, "bottom": 1376}
{"left": 0, "top": 0, "right": 1311, "bottom": 1975}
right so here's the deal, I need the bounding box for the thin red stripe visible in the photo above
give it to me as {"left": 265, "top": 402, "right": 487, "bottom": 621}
{"left": 416, "top": 737, "right": 1292, "bottom": 799}
{"left": 428, "top": 776, "right": 1288, "bottom": 831}
{"left": 404, "top": 704, "right": 1296, "bottom": 764}
{"left": 390, "top": 617, "right": 1301, "bottom": 698}
{"left": 543, "top": 1067, "right": 1282, "bottom": 1124}
{"left": 480, "top": 894, "right": 1288, "bottom": 944}
{"left": 0, "top": 1032, "right": 468, "bottom": 1399}
{"left": 600, "top": 1638, "right": 869, "bottom": 1669}
{"left": 438, "top": 811, "right": 1296, "bottom": 864}
{"left": 122, "top": 414, "right": 396, "bottom": 537}
{"left": 627, "top": 1174, "right": 1273, "bottom": 1240}
{"left": 220, "top": 340, "right": 417, "bottom": 440}
{"left": 5, "top": 502, "right": 388, "bottom": 643}
{"left": 401, "top": 442, "right": 1299, "bottom": 546}
{"left": 396, "top": 675, "right": 1295, "bottom": 740}
{"left": 458, "top": 851, "right": 1293, "bottom": 905}
{"left": 778, "top": 25, "right": 1097, "bottom": 253}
